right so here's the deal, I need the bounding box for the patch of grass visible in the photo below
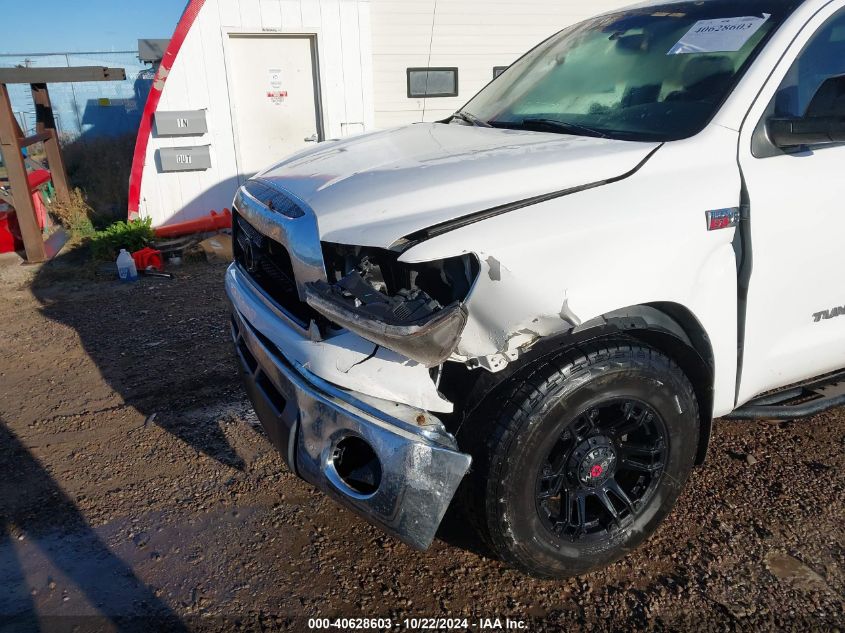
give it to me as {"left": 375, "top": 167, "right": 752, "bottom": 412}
{"left": 90, "top": 217, "right": 153, "bottom": 261}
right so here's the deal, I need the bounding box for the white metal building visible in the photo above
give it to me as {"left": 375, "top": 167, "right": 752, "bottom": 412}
{"left": 129, "top": 0, "right": 631, "bottom": 227}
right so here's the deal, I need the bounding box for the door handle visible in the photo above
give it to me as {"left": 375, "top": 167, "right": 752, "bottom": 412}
{"left": 304, "top": 134, "right": 318, "bottom": 143}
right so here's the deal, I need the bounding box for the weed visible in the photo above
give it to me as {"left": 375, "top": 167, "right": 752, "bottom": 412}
{"left": 90, "top": 217, "right": 153, "bottom": 261}
{"left": 50, "top": 188, "right": 96, "bottom": 238}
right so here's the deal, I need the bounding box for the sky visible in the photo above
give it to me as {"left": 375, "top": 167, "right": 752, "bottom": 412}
{"left": 0, "top": 0, "right": 186, "bottom": 54}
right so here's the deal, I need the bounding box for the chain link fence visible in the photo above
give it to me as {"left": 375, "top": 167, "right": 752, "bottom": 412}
{"left": 0, "top": 51, "right": 154, "bottom": 140}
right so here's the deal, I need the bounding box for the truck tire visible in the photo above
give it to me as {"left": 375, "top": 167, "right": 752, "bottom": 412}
{"left": 459, "top": 339, "right": 699, "bottom": 578}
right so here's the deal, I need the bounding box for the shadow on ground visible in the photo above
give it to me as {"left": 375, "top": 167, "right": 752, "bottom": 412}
{"left": 0, "top": 417, "right": 188, "bottom": 633}
{"left": 30, "top": 249, "right": 244, "bottom": 471}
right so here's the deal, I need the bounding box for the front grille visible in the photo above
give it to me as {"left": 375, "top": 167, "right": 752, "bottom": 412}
{"left": 233, "top": 212, "right": 323, "bottom": 327}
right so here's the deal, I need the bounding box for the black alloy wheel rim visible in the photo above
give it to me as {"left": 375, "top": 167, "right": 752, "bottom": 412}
{"left": 535, "top": 399, "right": 668, "bottom": 543}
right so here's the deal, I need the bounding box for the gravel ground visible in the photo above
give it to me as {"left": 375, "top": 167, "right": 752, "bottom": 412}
{"left": 0, "top": 254, "right": 842, "bottom": 632}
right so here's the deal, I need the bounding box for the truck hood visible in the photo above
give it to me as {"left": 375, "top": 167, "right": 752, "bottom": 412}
{"left": 257, "top": 123, "right": 660, "bottom": 248}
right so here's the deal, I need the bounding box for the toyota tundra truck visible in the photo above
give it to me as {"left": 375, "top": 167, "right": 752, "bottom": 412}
{"left": 226, "top": 0, "right": 845, "bottom": 578}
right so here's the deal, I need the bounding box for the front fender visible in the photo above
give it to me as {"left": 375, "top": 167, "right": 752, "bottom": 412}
{"left": 399, "top": 126, "right": 742, "bottom": 417}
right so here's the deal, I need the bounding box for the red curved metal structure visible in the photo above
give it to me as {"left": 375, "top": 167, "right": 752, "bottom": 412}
{"left": 128, "top": 0, "right": 208, "bottom": 221}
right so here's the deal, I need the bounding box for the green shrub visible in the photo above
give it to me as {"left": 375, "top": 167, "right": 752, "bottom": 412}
{"left": 89, "top": 218, "right": 153, "bottom": 261}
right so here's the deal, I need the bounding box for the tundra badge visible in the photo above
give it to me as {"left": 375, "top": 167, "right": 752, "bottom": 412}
{"left": 813, "top": 305, "right": 845, "bottom": 322}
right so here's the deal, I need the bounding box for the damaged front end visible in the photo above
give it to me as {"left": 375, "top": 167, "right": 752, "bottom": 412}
{"left": 305, "top": 245, "right": 480, "bottom": 367}
{"left": 228, "top": 186, "right": 484, "bottom": 549}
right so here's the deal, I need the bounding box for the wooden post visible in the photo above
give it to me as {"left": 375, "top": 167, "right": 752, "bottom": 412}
{"left": 0, "top": 84, "right": 47, "bottom": 262}
{"left": 30, "top": 83, "right": 70, "bottom": 204}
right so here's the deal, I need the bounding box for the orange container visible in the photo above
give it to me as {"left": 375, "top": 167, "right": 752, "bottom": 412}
{"left": 132, "top": 247, "right": 164, "bottom": 271}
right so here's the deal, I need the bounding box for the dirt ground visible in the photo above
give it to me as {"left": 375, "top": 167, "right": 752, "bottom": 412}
{"left": 0, "top": 252, "right": 843, "bottom": 633}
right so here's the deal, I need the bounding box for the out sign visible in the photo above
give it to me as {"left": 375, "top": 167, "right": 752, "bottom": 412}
{"left": 155, "top": 110, "right": 208, "bottom": 136}
{"left": 158, "top": 146, "right": 211, "bottom": 172}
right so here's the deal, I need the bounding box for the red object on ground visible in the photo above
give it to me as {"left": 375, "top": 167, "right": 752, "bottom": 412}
{"left": 25, "top": 169, "right": 51, "bottom": 231}
{"left": 132, "top": 247, "right": 164, "bottom": 272}
{"left": 0, "top": 195, "right": 46, "bottom": 254}
{"left": 153, "top": 209, "right": 232, "bottom": 239}
{"left": 0, "top": 209, "right": 22, "bottom": 253}
{"left": 32, "top": 191, "right": 47, "bottom": 231}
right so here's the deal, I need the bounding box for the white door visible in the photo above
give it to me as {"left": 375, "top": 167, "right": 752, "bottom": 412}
{"left": 737, "top": 4, "right": 845, "bottom": 404}
{"left": 226, "top": 34, "right": 322, "bottom": 178}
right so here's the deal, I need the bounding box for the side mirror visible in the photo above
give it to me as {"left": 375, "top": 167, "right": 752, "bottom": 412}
{"left": 768, "top": 74, "right": 845, "bottom": 148}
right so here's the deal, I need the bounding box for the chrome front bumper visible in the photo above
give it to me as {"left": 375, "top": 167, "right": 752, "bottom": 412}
{"left": 228, "top": 293, "right": 472, "bottom": 550}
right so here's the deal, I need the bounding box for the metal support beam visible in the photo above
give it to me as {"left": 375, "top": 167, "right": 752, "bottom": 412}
{"left": 0, "top": 84, "right": 46, "bottom": 262}
{"left": 0, "top": 66, "right": 126, "bottom": 84}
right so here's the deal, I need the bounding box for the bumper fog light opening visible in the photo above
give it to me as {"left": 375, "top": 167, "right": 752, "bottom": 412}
{"left": 329, "top": 436, "right": 382, "bottom": 497}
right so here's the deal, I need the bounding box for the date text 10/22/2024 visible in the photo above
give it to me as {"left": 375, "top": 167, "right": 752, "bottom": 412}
{"left": 307, "top": 618, "right": 529, "bottom": 630}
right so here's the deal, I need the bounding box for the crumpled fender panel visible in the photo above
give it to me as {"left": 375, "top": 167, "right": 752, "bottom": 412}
{"left": 396, "top": 127, "right": 743, "bottom": 418}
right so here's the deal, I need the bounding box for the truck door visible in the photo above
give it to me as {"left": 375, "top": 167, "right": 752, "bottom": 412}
{"left": 737, "top": 4, "right": 845, "bottom": 404}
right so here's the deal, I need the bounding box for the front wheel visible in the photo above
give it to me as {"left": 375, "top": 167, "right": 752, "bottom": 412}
{"left": 460, "top": 339, "right": 700, "bottom": 578}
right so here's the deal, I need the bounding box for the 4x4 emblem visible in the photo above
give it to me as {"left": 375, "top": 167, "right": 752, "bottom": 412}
{"left": 706, "top": 207, "right": 740, "bottom": 231}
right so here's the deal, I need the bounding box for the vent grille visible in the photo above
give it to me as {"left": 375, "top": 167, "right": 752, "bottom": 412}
{"left": 233, "top": 212, "right": 322, "bottom": 327}
{"left": 243, "top": 180, "right": 305, "bottom": 219}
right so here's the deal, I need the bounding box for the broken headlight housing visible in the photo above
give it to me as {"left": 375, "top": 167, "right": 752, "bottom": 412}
{"left": 306, "top": 244, "right": 480, "bottom": 367}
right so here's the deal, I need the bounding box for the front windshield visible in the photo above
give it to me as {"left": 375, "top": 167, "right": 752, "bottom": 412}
{"left": 460, "top": 0, "right": 801, "bottom": 142}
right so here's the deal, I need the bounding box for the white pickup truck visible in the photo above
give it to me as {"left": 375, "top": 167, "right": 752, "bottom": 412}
{"left": 226, "top": 0, "right": 845, "bottom": 577}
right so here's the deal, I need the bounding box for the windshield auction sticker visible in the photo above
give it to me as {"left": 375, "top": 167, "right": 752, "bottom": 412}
{"left": 668, "top": 14, "right": 770, "bottom": 54}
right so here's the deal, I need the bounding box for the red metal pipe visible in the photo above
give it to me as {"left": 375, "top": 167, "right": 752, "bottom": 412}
{"left": 153, "top": 209, "right": 231, "bottom": 239}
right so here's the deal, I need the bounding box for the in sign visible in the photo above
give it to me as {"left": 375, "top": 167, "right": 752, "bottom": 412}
{"left": 155, "top": 110, "right": 208, "bottom": 137}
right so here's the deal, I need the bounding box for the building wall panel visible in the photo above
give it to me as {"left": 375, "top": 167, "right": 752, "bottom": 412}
{"left": 369, "top": 0, "right": 632, "bottom": 127}
{"left": 139, "top": 0, "right": 374, "bottom": 227}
